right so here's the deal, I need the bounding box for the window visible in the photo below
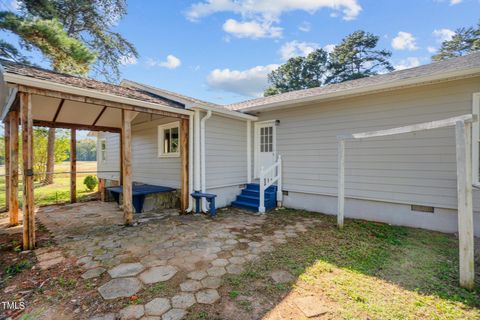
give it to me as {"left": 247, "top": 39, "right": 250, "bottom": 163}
{"left": 158, "top": 122, "right": 180, "bottom": 157}
{"left": 99, "top": 139, "right": 106, "bottom": 162}
{"left": 473, "top": 93, "right": 480, "bottom": 185}
{"left": 260, "top": 126, "right": 273, "bottom": 153}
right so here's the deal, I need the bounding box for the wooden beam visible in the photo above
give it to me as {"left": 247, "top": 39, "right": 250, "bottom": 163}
{"left": 18, "top": 85, "right": 189, "bottom": 120}
{"left": 337, "top": 140, "right": 345, "bottom": 229}
{"left": 70, "top": 129, "right": 77, "bottom": 203}
{"left": 9, "top": 111, "right": 19, "bottom": 226}
{"left": 33, "top": 120, "right": 121, "bottom": 133}
{"left": 4, "top": 116, "right": 10, "bottom": 213}
{"left": 121, "top": 110, "right": 136, "bottom": 225}
{"left": 93, "top": 106, "right": 107, "bottom": 126}
{"left": 20, "top": 93, "right": 35, "bottom": 250}
{"left": 455, "top": 120, "right": 475, "bottom": 289}
{"left": 52, "top": 99, "right": 65, "bottom": 122}
{"left": 339, "top": 114, "right": 478, "bottom": 141}
{"left": 180, "top": 118, "right": 189, "bottom": 212}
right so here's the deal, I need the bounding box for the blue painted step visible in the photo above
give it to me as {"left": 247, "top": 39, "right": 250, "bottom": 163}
{"left": 231, "top": 183, "right": 277, "bottom": 212}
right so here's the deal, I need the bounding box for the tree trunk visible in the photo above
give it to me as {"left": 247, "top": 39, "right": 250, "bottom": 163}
{"left": 44, "top": 128, "right": 55, "bottom": 185}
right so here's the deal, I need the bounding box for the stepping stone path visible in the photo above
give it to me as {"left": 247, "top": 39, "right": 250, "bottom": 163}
{"left": 145, "top": 298, "right": 170, "bottom": 316}
{"left": 36, "top": 251, "right": 65, "bottom": 270}
{"left": 139, "top": 266, "right": 177, "bottom": 284}
{"left": 41, "top": 202, "right": 317, "bottom": 319}
{"left": 293, "top": 296, "right": 329, "bottom": 318}
{"left": 171, "top": 293, "right": 196, "bottom": 309}
{"left": 98, "top": 278, "right": 142, "bottom": 300}
{"left": 119, "top": 304, "right": 144, "bottom": 319}
{"left": 196, "top": 289, "right": 220, "bottom": 304}
{"left": 81, "top": 267, "right": 106, "bottom": 279}
{"left": 108, "top": 263, "right": 145, "bottom": 278}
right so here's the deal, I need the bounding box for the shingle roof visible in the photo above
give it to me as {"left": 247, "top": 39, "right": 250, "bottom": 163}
{"left": 226, "top": 51, "right": 480, "bottom": 111}
{"left": 0, "top": 59, "right": 185, "bottom": 109}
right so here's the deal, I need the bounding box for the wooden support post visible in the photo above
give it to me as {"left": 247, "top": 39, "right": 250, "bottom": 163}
{"left": 119, "top": 133, "right": 123, "bottom": 186}
{"left": 9, "top": 111, "right": 19, "bottom": 226}
{"left": 455, "top": 120, "right": 474, "bottom": 289}
{"left": 21, "top": 93, "right": 35, "bottom": 250}
{"left": 70, "top": 129, "right": 77, "bottom": 203}
{"left": 121, "top": 110, "right": 136, "bottom": 225}
{"left": 337, "top": 140, "right": 345, "bottom": 229}
{"left": 4, "top": 116, "right": 10, "bottom": 213}
{"left": 180, "top": 118, "right": 189, "bottom": 212}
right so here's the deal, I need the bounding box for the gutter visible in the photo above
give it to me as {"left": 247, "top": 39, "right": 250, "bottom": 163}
{"left": 186, "top": 113, "right": 194, "bottom": 212}
{"left": 238, "top": 67, "right": 480, "bottom": 113}
{"left": 193, "top": 105, "right": 257, "bottom": 121}
{"left": 3, "top": 73, "right": 194, "bottom": 118}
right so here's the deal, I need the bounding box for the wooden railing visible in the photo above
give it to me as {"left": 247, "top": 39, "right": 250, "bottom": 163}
{"left": 259, "top": 155, "right": 282, "bottom": 213}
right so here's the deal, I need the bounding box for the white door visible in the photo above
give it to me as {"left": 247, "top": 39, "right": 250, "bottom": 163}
{"left": 255, "top": 121, "right": 276, "bottom": 178}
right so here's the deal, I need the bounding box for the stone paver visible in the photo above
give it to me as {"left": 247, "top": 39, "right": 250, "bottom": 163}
{"left": 145, "top": 298, "right": 171, "bottom": 316}
{"left": 89, "top": 313, "right": 116, "bottom": 320}
{"left": 180, "top": 280, "right": 202, "bottom": 292}
{"left": 187, "top": 270, "right": 207, "bottom": 280}
{"left": 293, "top": 296, "right": 329, "bottom": 317}
{"left": 98, "top": 277, "right": 143, "bottom": 300}
{"left": 228, "top": 257, "right": 246, "bottom": 265}
{"left": 196, "top": 289, "right": 220, "bottom": 304}
{"left": 171, "top": 293, "right": 196, "bottom": 308}
{"left": 39, "top": 256, "right": 65, "bottom": 270}
{"left": 108, "top": 263, "right": 145, "bottom": 278}
{"left": 270, "top": 270, "right": 294, "bottom": 284}
{"left": 226, "top": 264, "right": 244, "bottom": 275}
{"left": 119, "top": 304, "right": 145, "bottom": 319}
{"left": 201, "top": 276, "right": 222, "bottom": 289}
{"left": 139, "top": 266, "right": 177, "bottom": 284}
{"left": 206, "top": 266, "right": 226, "bottom": 277}
{"left": 211, "top": 259, "right": 228, "bottom": 267}
{"left": 81, "top": 267, "right": 106, "bottom": 279}
{"left": 162, "top": 309, "right": 186, "bottom": 320}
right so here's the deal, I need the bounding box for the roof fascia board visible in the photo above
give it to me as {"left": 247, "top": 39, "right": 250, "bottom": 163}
{"left": 239, "top": 67, "right": 480, "bottom": 113}
{"left": 4, "top": 73, "right": 193, "bottom": 116}
{"left": 192, "top": 105, "right": 258, "bottom": 121}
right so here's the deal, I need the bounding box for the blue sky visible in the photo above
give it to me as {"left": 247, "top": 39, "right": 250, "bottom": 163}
{"left": 2, "top": 0, "right": 480, "bottom": 105}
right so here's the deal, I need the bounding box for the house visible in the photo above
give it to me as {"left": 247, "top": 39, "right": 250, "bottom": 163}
{"left": 1, "top": 52, "right": 480, "bottom": 238}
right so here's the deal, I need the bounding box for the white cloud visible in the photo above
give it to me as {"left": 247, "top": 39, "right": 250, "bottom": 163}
{"left": 450, "top": 0, "right": 462, "bottom": 4}
{"left": 119, "top": 55, "right": 138, "bottom": 66}
{"left": 427, "top": 46, "right": 437, "bottom": 53}
{"left": 394, "top": 57, "right": 421, "bottom": 70}
{"left": 433, "top": 28, "right": 455, "bottom": 43}
{"left": 10, "top": 0, "right": 19, "bottom": 11}
{"left": 223, "top": 19, "right": 282, "bottom": 39}
{"left": 279, "top": 41, "right": 319, "bottom": 60}
{"left": 186, "top": 0, "right": 362, "bottom": 22}
{"left": 207, "top": 64, "right": 279, "bottom": 97}
{"left": 324, "top": 44, "right": 336, "bottom": 53}
{"left": 391, "top": 31, "right": 418, "bottom": 51}
{"left": 299, "top": 21, "right": 312, "bottom": 32}
{"left": 146, "top": 55, "right": 182, "bottom": 69}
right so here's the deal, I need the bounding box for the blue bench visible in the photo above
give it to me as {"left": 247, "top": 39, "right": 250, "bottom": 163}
{"left": 107, "top": 184, "right": 176, "bottom": 213}
{"left": 191, "top": 192, "right": 217, "bottom": 217}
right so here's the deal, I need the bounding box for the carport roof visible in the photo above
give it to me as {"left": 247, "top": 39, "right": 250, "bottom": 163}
{"left": 0, "top": 59, "right": 184, "bottom": 110}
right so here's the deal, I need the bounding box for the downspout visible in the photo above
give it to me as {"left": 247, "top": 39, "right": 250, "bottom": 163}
{"left": 201, "top": 110, "right": 212, "bottom": 212}
{"left": 193, "top": 110, "right": 201, "bottom": 212}
{"left": 186, "top": 113, "right": 194, "bottom": 212}
{"left": 247, "top": 120, "right": 252, "bottom": 184}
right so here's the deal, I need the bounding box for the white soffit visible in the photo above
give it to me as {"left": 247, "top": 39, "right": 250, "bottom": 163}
{"left": 31, "top": 94, "right": 60, "bottom": 121}
{"left": 56, "top": 100, "right": 102, "bottom": 125}
{"left": 96, "top": 107, "right": 121, "bottom": 128}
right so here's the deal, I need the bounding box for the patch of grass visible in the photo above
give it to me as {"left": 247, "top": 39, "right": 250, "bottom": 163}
{"left": 146, "top": 282, "right": 167, "bottom": 295}
{"left": 229, "top": 290, "right": 239, "bottom": 299}
{"left": 56, "top": 276, "right": 77, "bottom": 289}
{"left": 225, "top": 209, "right": 480, "bottom": 320}
{"left": 5, "top": 259, "right": 32, "bottom": 276}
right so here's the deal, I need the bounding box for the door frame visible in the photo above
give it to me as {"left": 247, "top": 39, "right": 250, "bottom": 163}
{"left": 254, "top": 120, "right": 277, "bottom": 179}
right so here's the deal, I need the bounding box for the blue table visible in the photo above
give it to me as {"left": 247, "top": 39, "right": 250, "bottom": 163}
{"left": 107, "top": 184, "right": 176, "bottom": 213}
{"left": 191, "top": 191, "right": 217, "bottom": 217}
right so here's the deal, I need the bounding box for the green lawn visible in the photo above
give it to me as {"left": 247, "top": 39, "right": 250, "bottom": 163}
{"left": 213, "top": 209, "right": 480, "bottom": 320}
{"left": 0, "top": 161, "right": 99, "bottom": 209}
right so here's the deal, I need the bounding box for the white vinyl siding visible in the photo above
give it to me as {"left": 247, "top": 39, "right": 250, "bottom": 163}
{"left": 205, "top": 114, "right": 248, "bottom": 188}
{"left": 257, "top": 77, "right": 480, "bottom": 210}
{"left": 97, "top": 114, "right": 181, "bottom": 188}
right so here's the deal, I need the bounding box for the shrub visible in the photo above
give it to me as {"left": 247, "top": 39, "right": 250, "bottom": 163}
{"left": 83, "top": 175, "right": 98, "bottom": 191}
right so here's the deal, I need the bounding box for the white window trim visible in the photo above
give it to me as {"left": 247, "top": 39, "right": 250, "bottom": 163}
{"left": 99, "top": 139, "right": 107, "bottom": 163}
{"left": 254, "top": 120, "right": 277, "bottom": 178}
{"left": 472, "top": 92, "right": 480, "bottom": 186}
{"left": 158, "top": 121, "right": 181, "bottom": 158}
